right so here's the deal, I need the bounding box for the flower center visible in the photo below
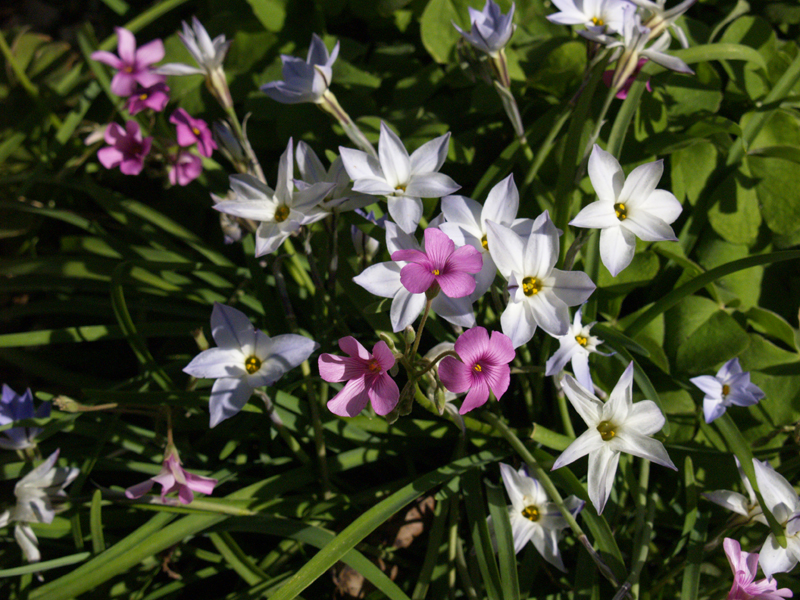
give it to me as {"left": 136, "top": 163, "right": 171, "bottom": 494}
{"left": 139, "top": 93, "right": 148, "bottom": 100}
{"left": 591, "top": 16, "right": 605, "bottom": 26}
{"left": 481, "top": 235, "right": 488, "bottom": 251}
{"left": 614, "top": 203, "right": 628, "bottom": 220}
{"left": 597, "top": 420, "right": 616, "bottom": 441}
{"left": 124, "top": 66, "right": 134, "bottom": 73}
{"left": 192, "top": 127, "right": 201, "bottom": 136}
{"left": 395, "top": 184, "right": 406, "bottom": 193}
{"left": 432, "top": 268, "right": 440, "bottom": 276}
{"left": 274, "top": 205, "right": 290, "bottom": 222}
{"left": 367, "top": 359, "right": 381, "bottom": 373}
{"left": 244, "top": 355, "right": 262, "bottom": 374}
{"left": 474, "top": 363, "right": 483, "bottom": 373}
{"left": 722, "top": 384, "right": 730, "bottom": 397}
{"left": 575, "top": 335, "right": 588, "bottom": 347}
{"left": 521, "top": 505, "right": 540, "bottom": 521}
{"left": 522, "top": 276, "right": 542, "bottom": 296}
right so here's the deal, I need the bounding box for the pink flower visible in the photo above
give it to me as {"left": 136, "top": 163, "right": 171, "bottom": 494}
{"left": 319, "top": 337, "right": 399, "bottom": 417}
{"left": 126, "top": 82, "right": 170, "bottom": 115}
{"left": 168, "top": 150, "right": 202, "bottom": 186}
{"left": 603, "top": 58, "right": 652, "bottom": 100}
{"left": 724, "top": 538, "right": 793, "bottom": 600}
{"left": 169, "top": 108, "right": 217, "bottom": 157}
{"left": 91, "top": 28, "right": 165, "bottom": 97}
{"left": 390, "top": 227, "right": 482, "bottom": 298}
{"left": 97, "top": 121, "right": 152, "bottom": 175}
{"left": 125, "top": 447, "right": 217, "bottom": 505}
{"left": 438, "top": 327, "right": 515, "bottom": 414}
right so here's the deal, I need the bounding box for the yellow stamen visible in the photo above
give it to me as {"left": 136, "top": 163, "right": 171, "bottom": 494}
{"left": 274, "top": 205, "right": 290, "bottom": 222}
{"left": 597, "top": 420, "right": 616, "bottom": 441}
{"left": 395, "top": 184, "right": 407, "bottom": 193}
{"left": 522, "top": 276, "right": 542, "bottom": 296}
{"left": 481, "top": 235, "right": 488, "bottom": 251}
{"left": 139, "top": 93, "right": 148, "bottom": 100}
{"left": 722, "top": 384, "right": 730, "bottom": 397}
{"left": 432, "top": 269, "right": 440, "bottom": 276}
{"left": 474, "top": 364, "right": 482, "bottom": 372}
{"left": 367, "top": 359, "right": 381, "bottom": 373}
{"left": 576, "top": 335, "right": 588, "bottom": 347}
{"left": 192, "top": 127, "right": 201, "bottom": 136}
{"left": 245, "top": 356, "right": 261, "bottom": 374}
{"left": 591, "top": 17, "right": 605, "bottom": 26}
{"left": 521, "top": 505, "right": 540, "bottom": 521}
{"left": 614, "top": 203, "right": 628, "bottom": 220}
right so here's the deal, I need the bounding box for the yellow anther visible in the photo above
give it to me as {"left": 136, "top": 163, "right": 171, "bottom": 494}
{"left": 432, "top": 269, "right": 440, "bottom": 276}
{"left": 139, "top": 93, "right": 148, "bottom": 100}
{"left": 522, "top": 276, "right": 542, "bottom": 296}
{"left": 614, "top": 203, "right": 628, "bottom": 220}
{"left": 481, "top": 235, "right": 488, "bottom": 251}
{"left": 521, "top": 505, "right": 540, "bottom": 521}
{"left": 245, "top": 356, "right": 262, "bottom": 374}
{"left": 591, "top": 17, "right": 605, "bottom": 26}
{"left": 722, "top": 384, "right": 730, "bottom": 397}
{"left": 274, "top": 205, "right": 290, "bottom": 222}
{"left": 192, "top": 127, "right": 201, "bottom": 136}
{"left": 576, "top": 335, "right": 588, "bottom": 347}
{"left": 474, "top": 364, "right": 483, "bottom": 372}
{"left": 597, "top": 420, "right": 616, "bottom": 441}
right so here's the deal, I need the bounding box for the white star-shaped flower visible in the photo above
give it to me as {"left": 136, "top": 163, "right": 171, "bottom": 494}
{"left": 497, "top": 463, "right": 584, "bottom": 570}
{"left": 0, "top": 449, "right": 79, "bottom": 562}
{"left": 352, "top": 223, "right": 476, "bottom": 332}
{"left": 570, "top": 144, "right": 682, "bottom": 277}
{"left": 545, "top": 306, "right": 610, "bottom": 390}
{"left": 552, "top": 363, "right": 676, "bottom": 514}
{"left": 487, "top": 212, "right": 596, "bottom": 348}
{"left": 439, "top": 174, "right": 533, "bottom": 300}
{"left": 183, "top": 303, "right": 318, "bottom": 427}
{"left": 752, "top": 458, "right": 800, "bottom": 579}
{"left": 295, "top": 141, "right": 371, "bottom": 214}
{"left": 703, "top": 456, "right": 765, "bottom": 525}
{"left": 547, "top": 0, "right": 628, "bottom": 34}
{"left": 629, "top": 0, "right": 697, "bottom": 48}
{"left": 214, "top": 138, "right": 335, "bottom": 256}
{"left": 690, "top": 357, "right": 765, "bottom": 423}
{"left": 340, "top": 122, "right": 460, "bottom": 234}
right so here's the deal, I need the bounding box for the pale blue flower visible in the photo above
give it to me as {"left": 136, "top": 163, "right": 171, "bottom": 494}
{"left": 261, "top": 34, "right": 339, "bottom": 104}
{"left": 453, "top": 0, "right": 516, "bottom": 58}
{"left": 0, "top": 385, "right": 50, "bottom": 451}
{"left": 690, "top": 357, "right": 765, "bottom": 423}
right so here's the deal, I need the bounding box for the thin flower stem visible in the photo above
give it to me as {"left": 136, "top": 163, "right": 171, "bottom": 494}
{"left": 556, "top": 386, "right": 577, "bottom": 439}
{"left": 281, "top": 238, "right": 317, "bottom": 295}
{"left": 409, "top": 298, "right": 433, "bottom": 360}
{"left": 413, "top": 350, "right": 461, "bottom": 378}
{"left": 320, "top": 91, "right": 377, "bottom": 158}
{"left": 482, "top": 411, "right": 619, "bottom": 587}
{"left": 301, "top": 360, "right": 332, "bottom": 499}
{"left": 521, "top": 104, "right": 571, "bottom": 194}
{"left": 454, "top": 521, "right": 480, "bottom": 600}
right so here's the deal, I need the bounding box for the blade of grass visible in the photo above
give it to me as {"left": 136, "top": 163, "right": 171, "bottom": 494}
{"left": 89, "top": 490, "right": 105, "bottom": 554}
{"left": 463, "top": 469, "right": 503, "bottom": 600}
{"left": 486, "top": 482, "right": 520, "bottom": 600}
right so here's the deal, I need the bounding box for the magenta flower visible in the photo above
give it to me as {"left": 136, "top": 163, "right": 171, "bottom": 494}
{"left": 438, "top": 327, "right": 515, "bottom": 414}
{"left": 603, "top": 58, "right": 652, "bottom": 100}
{"left": 168, "top": 150, "right": 202, "bottom": 186}
{"left": 169, "top": 108, "right": 216, "bottom": 157}
{"left": 723, "top": 538, "right": 793, "bottom": 600}
{"left": 126, "top": 82, "right": 170, "bottom": 115}
{"left": 91, "top": 28, "right": 165, "bottom": 97}
{"left": 319, "top": 337, "right": 399, "bottom": 417}
{"left": 390, "top": 227, "right": 482, "bottom": 298}
{"left": 97, "top": 121, "right": 152, "bottom": 175}
{"left": 125, "top": 447, "right": 217, "bottom": 505}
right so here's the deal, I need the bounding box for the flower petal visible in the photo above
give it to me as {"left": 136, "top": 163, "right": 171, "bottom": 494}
{"left": 183, "top": 347, "right": 246, "bottom": 379}
{"left": 209, "top": 303, "right": 257, "bottom": 352}
{"left": 624, "top": 399, "right": 666, "bottom": 436}
{"left": 549, "top": 268, "right": 596, "bottom": 307}
{"left": 500, "top": 300, "right": 536, "bottom": 348}
{"left": 460, "top": 379, "right": 490, "bottom": 413}
{"left": 753, "top": 459, "right": 799, "bottom": 514}
{"left": 208, "top": 377, "right": 254, "bottom": 428}
{"left": 405, "top": 172, "right": 460, "bottom": 199}
{"left": 388, "top": 195, "right": 423, "bottom": 234}
{"left": 586, "top": 443, "right": 620, "bottom": 514}
{"left": 618, "top": 160, "right": 664, "bottom": 208}
{"left": 623, "top": 211, "right": 677, "bottom": 242}
{"left": 409, "top": 132, "right": 450, "bottom": 175}
{"left": 367, "top": 373, "right": 400, "bottom": 415}
{"left": 327, "top": 376, "right": 370, "bottom": 417}
{"left": 482, "top": 174, "right": 518, "bottom": 228}
{"left": 486, "top": 221, "right": 524, "bottom": 278}
{"left": 378, "top": 122, "right": 411, "bottom": 189}
{"left": 759, "top": 533, "right": 798, "bottom": 579}
{"left": 599, "top": 225, "right": 636, "bottom": 277}
{"left": 611, "top": 432, "right": 675, "bottom": 470}
{"left": 569, "top": 200, "right": 620, "bottom": 229}
{"left": 588, "top": 145, "right": 625, "bottom": 205}
{"left": 438, "top": 356, "right": 472, "bottom": 394}
{"left": 637, "top": 189, "right": 682, "bottom": 225}
{"left": 391, "top": 287, "right": 426, "bottom": 332}
{"left": 560, "top": 374, "right": 603, "bottom": 425}
{"left": 353, "top": 261, "right": 403, "bottom": 298}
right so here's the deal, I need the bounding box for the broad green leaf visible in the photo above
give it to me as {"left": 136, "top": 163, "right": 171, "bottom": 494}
{"left": 707, "top": 164, "right": 761, "bottom": 246}
{"left": 718, "top": 16, "right": 776, "bottom": 101}
{"left": 245, "top": 0, "right": 288, "bottom": 32}
{"left": 671, "top": 141, "right": 720, "bottom": 207}
{"left": 675, "top": 310, "right": 750, "bottom": 374}
{"left": 664, "top": 296, "right": 718, "bottom": 360}
{"left": 696, "top": 237, "right": 763, "bottom": 310}
{"left": 597, "top": 250, "right": 660, "bottom": 293}
{"left": 660, "top": 62, "right": 722, "bottom": 118}
{"left": 745, "top": 307, "right": 799, "bottom": 350}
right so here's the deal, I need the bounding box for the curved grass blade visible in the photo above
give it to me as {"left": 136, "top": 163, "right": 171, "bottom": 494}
{"left": 486, "top": 481, "right": 520, "bottom": 600}
{"left": 463, "top": 469, "right": 503, "bottom": 600}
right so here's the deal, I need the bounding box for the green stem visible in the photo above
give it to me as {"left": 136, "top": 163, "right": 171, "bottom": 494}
{"left": 0, "top": 30, "right": 38, "bottom": 98}
{"left": 482, "top": 412, "right": 619, "bottom": 587}
{"left": 521, "top": 105, "right": 571, "bottom": 193}
{"left": 409, "top": 297, "right": 433, "bottom": 360}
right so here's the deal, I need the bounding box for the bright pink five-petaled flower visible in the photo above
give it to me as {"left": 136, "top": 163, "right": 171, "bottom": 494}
{"left": 723, "top": 538, "right": 793, "bottom": 600}
{"left": 125, "top": 448, "right": 217, "bottom": 505}
{"left": 391, "top": 227, "right": 482, "bottom": 298}
{"left": 97, "top": 121, "right": 152, "bottom": 175}
{"left": 438, "top": 326, "right": 515, "bottom": 414}
{"left": 90, "top": 28, "right": 165, "bottom": 97}
{"left": 319, "top": 337, "right": 399, "bottom": 417}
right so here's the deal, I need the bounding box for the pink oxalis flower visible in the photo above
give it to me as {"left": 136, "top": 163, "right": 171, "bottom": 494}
{"left": 390, "top": 227, "right": 482, "bottom": 298}
{"left": 723, "top": 538, "right": 793, "bottom": 600}
{"left": 438, "top": 327, "right": 515, "bottom": 414}
{"left": 125, "top": 447, "right": 217, "bottom": 505}
{"left": 170, "top": 108, "right": 217, "bottom": 157}
{"left": 91, "top": 28, "right": 165, "bottom": 97}
{"left": 126, "top": 82, "right": 170, "bottom": 115}
{"left": 97, "top": 121, "right": 152, "bottom": 175}
{"left": 169, "top": 151, "right": 203, "bottom": 186}
{"left": 319, "top": 337, "right": 399, "bottom": 417}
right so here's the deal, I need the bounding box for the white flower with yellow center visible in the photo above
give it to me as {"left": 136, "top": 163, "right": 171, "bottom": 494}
{"left": 552, "top": 363, "right": 676, "bottom": 514}
{"left": 486, "top": 211, "right": 596, "bottom": 348}
{"left": 497, "top": 463, "right": 584, "bottom": 571}
{"left": 184, "top": 303, "right": 318, "bottom": 427}
{"left": 570, "top": 144, "right": 682, "bottom": 277}
{"left": 214, "top": 138, "right": 334, "bottom": 257}
{"left": 545, "top": 306, "right": 610, "bottom": 390}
